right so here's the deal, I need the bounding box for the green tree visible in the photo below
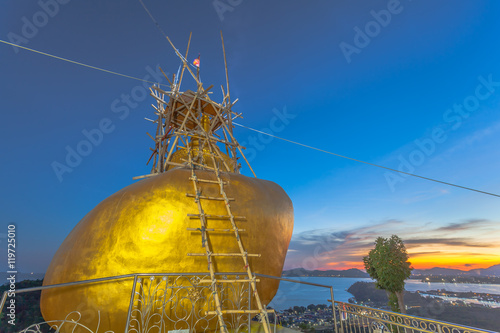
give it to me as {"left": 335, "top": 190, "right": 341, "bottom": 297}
{"left": 363, "top": 235, "right": 413, "bottom": 314}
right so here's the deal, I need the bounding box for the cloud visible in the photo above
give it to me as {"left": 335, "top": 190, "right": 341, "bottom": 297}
{"left": 443, "top": 121, "right": 500, "bottom": 156}
{"left": 409, "top": 251, "right": 443, "bottom": 257}
{"left": 283, "top": 218, "right": 500, "bottom": 270}
{"left": 401, "top": 188, "right": 450, "bottom": 204}
{"left": 288, "top": 230, "right": 351, "bottom": 254}
{"left": 436, "top": 219, "right": 490, "bottom": 232}
{"left": 404, "top": 237, "right": 494, "bottom": 248}
{"left": 285, "top": 220, "right": 407, "bottom": 270}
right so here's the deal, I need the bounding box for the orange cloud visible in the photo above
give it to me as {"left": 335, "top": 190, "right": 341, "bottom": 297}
{"left": 284, "top": 219, "right": 500, "bottom": 271}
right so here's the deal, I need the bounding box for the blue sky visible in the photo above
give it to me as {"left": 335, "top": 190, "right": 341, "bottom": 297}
{"left": 1, "top": 0, "right": 499, "bottom": 273}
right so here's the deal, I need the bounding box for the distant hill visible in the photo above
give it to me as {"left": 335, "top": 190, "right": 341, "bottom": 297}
{"left": 469, "top": 264, "right": 500, "bottom": 276}
{"left": 282, "top": 263, "right": 500, "bottom": 278}
{"left": 412, "top": 264, "right": 500, "bottom": 277}
{"left": 0, "top": 272, "right": 45, "bottom": 284}
{"left": 282, "top": 268, "right": 369, "bottom": 278}
{"left": 412, "top": 267, "right": 468, "bottom": 276}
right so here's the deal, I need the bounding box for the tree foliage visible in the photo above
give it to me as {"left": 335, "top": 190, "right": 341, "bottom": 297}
{"left": 0, "top": 279, "right": 52, "bottom": 332}
{"left": 363, "top": 235, "right": 413, "bottom": 313}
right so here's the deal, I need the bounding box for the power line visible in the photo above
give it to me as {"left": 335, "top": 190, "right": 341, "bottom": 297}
{"left": 135, "top": 0, "right": 499, "bottom": 199}
{"left": 233, "top": 122, "right": 500, "bottom": 198}
{"left": 2, "top": 39, "right": 497, "bottom": 198}
{"left": 138, "top": 0, "right": 169, "bottom": 40}
{"left": 0, "top": 39, "right": 165, "bottom": 86}
{"left": 137, "top": 0, "right": 197, "bottom": 70}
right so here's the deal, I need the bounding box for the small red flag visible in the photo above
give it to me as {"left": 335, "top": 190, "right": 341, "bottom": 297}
{"left": 193, "top": 54, "right": 200, "bottom": 68}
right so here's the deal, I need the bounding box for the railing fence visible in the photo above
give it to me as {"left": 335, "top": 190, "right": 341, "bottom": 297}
{"left": 0, "top": 273, "right": 497, "bottom": 333}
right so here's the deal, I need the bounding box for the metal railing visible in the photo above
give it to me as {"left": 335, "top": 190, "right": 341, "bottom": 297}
{"left": 125, "top": 273, "right": 253, "bottom": 333}
{"left": 0, "top": 273, "right": 497, "bottom": 333}
{"left": 333, "top": 301, "right": 499, "bottom": 333}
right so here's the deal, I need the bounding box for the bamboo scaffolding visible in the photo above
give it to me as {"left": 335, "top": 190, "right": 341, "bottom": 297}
{"left": 135, "top": 34, "right": 272, "bottom": 333}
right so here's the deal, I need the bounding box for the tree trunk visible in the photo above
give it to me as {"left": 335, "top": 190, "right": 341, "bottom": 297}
{"left": 396, "top": 290, "right": 406, "bottom": 314}
{"left": 386, "top": 291, "right": 399, "bottom": 312}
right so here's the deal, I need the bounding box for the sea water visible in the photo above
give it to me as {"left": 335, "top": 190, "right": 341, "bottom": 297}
{"left": 268, "top": 277, "right": 500, "bottom": 310}
{"left": 2, "top": 274, "right": 499, "bottom": 310}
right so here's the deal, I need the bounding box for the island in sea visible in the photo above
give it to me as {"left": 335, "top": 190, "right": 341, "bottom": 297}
{"left": 347, "top": 281, "right": 500, "bottom": 331}
{"left": 282, "top": 267, "right": 369, "bottom": 278}
{"left": 283, "top": 263, "right": 500, "bottom": 284}
{"left": 279, "top": 265, "right": 500, "bottom": 331}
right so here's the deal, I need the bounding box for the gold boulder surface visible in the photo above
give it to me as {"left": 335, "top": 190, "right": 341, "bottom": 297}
{"left": 40, "top": 168, "right": 294, "bottom": 332}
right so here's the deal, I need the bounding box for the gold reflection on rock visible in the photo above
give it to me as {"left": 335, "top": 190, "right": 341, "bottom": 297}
{"left": 40, "top": 168, "right": 293, "bottom": 333}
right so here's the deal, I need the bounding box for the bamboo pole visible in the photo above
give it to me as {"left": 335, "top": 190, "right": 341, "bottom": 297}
{"left": 163, "top": 86, "right": 203, "bottom": 169}
{"left": 177, "top": 32, "right": 192, "bottom": 89}
{"left": 220, "top": 31, "right": 239, "bottom": 170}
{"left": 209, "top": 150, "right": 271, "bottom": 333}
{"left": 186, "top": 145, "right": 228, "bottom": 333}
{"left": 187, "top": 214, "right": 246, "bottom": 220}
{"left": 165, "top": 85, "right": 233, "bottom": 173}
{"left": 159, "top": 66, "right": 173, "bottom": 87}
{"left": 165, "top": 35, "right": 200, "bottom": 86}
{"left": 220, "top": 31, "right": 230, "bottom": 105}
{"left": 204, "top": 98, "right": 257, "bottom": 177}
{"left": 186, "top": 228, "right": 246, "bottom": 232}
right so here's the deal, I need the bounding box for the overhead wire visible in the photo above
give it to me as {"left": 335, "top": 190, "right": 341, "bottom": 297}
{"left": 138, "top": 0, "right": 168, "bottom": 40}
{"left": 135, "top": 0, "right": 500, "bottom": 199}
{"left": 1, "top": 38, "right": 497, "bottom": 198}
{"left": 137, "top": 0, "right": 198, "bottom": 70}
{"left": 233, "top": 122, "right": 500, "bottom": 198}
{"left": 0, "top": 39, "right": 166, "bottom": 86}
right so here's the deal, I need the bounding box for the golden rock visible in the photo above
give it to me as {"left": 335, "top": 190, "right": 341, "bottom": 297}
{"left": 40, "top": 167, "right": 294, "bottom": 332}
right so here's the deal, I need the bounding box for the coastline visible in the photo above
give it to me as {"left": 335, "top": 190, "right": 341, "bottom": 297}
{"left": 270, "top": 276, "right": 500, "bottom": 310}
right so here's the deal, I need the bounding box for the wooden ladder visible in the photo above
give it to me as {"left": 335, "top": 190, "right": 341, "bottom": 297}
{"left": 185, "top": 141, "right": 271, "bottom": 333}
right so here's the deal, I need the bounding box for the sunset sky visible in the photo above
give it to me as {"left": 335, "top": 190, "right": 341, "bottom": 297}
{"left": 1, "top": 1, "right": 499, "bottom": 273}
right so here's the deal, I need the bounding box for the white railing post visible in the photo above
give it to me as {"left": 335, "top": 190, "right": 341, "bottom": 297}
{"left": 330, "top": 287, "right": 341, "bottom": 333}
{"left": 124, "top": 274, "right": 139, "bottom": 333}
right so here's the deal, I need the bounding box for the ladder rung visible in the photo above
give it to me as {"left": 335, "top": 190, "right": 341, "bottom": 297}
{"left": 206, "top": 310, "right": 275, "bottom": 315}
{"left": 187, "top": 253, "right": 261, "bottom": 257}
{"left": 187, "top": 228, "right": 246, "bottom": 232}
{"left": 198, "top": 279, "right": 260, "bottom": 284}
{"left": 186, "top": 194, "right": 234, "bottom": 201}
{"left": 176, "top": 130, "right": 240, "bottom": 147}
{"left": 182, "top": 159, "right": 218, "bottom": 171}
{"left": 189, "top": 177, "right": 226, "bottom": 185}
{"left": 187, "top": 213, "right": 246, "bottom": 220}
